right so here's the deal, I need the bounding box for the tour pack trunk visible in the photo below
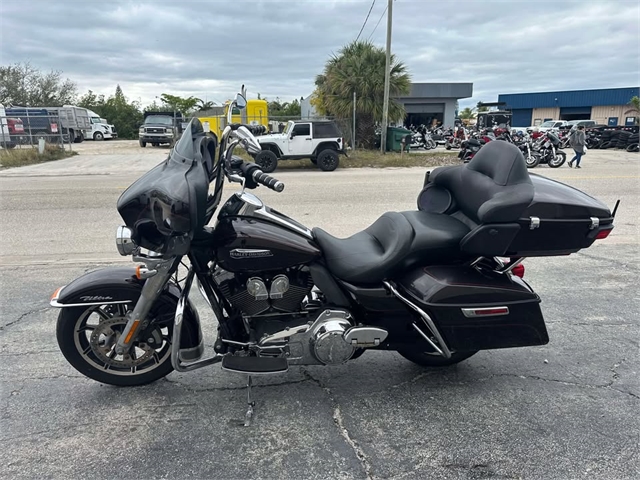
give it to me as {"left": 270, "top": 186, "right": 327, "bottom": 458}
{"left": 398, "top": 265, "right": 548, "bottom": 352}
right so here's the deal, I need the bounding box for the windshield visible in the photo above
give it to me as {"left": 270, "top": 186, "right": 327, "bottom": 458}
{"left": 90, "top": 117, "right": 102, "bottom": 124}
{"left": 283, "top": 121, "right": 294, "bottom": 135}
{"left": 145, "top": 115, "right": 173, "bottom": 126}
{"left": 540, "top": 121, "right": 555, "bottom": 127}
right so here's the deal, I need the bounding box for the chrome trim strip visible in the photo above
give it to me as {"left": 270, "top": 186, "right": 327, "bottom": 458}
{"left": 383, "top": 280, "right": 451, "bottom": 359}
{"left": 589, "top": 217, "right": 600, "bottom": 230}
{"left": 498, "top": 257, "right": 525, "bottom": 274}
{"left": 462, "top": 306, "right": 510, "bottom": 318}
{"left": 50, "top": 299, "right": 132, "bottom": 308}
{"left": 253, "top": 207, "right": 314, "bottom": 239}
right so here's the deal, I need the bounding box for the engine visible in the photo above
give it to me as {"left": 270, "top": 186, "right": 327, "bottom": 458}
{"left": 212, "top": 266, "right": 314, "bottom": 316}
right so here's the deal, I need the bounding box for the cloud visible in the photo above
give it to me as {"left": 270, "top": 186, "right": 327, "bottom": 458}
{"left": 1, "top": 0, "right": 638, "bottom": 109}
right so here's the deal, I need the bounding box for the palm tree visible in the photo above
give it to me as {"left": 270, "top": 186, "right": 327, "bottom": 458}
{"left": 312, "top": 41, "right": 411, "bottom": 148}
{"left": 624, "top": 96, "right": 640, "bottom": 125}
{"left": 197, "top": 100, "right": 216, "bottom": 112}
{"left": 458, "top": 107, "right": 476, "bottom": 125}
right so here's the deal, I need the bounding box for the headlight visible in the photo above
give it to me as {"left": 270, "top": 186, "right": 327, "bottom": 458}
{"left": 115, "top": 226, "right": 136, "bottom": 256}
{"left": 165, "top": 128, "right": 173, "bottom": 135}
{"left": 139, "top": 127, "right": 145, "bottom": 133}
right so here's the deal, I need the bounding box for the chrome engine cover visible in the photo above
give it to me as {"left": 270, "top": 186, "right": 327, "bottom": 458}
{"left": 258, "top": 309, "right": 354, "bottom": 365}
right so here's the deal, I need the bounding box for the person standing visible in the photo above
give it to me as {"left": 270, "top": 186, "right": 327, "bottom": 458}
{"left": 568, "top": 125, "right": 586, "bottom": 168}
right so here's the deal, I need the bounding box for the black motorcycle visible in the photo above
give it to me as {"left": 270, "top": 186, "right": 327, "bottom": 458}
{"left": 51, "top": 89, "right": 617, "bottom": 424}
{"left": 527, "top": 131, "right": 566, "bottom": 168}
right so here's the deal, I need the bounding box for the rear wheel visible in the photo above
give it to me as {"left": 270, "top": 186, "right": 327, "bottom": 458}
{"left": 398, "top": 348, "right": 478, "bottom": 367}
{"left": 74, "top": 132, "right": 84, "bottom": 144}
{"left": 548, "top": 150, "right": 566, "bottom": 168}
{"left": 255, "top": 150, "right": 278, "bottom": 173}
{"left": 317, "top": 149, "right": 339, "bottom": 171}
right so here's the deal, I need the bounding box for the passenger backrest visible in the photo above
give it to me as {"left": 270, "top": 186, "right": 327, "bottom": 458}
{"left": 431, "top": 141, "right": 534, "bottom": 224}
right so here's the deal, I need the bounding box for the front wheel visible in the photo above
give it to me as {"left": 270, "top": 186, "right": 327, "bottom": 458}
{"left": 548, "top": 150, "right": 566, "bottom": 168}
{"left": 525, "top": 152, "right": 541, "bottom": 168}
{"left": 94, "top": 132, "right": 104, "bottom": 141}
{"left": 139, "top": 140, "right": 147, "bottom": 148}
{"left": 56, "top": 301, "right": 175, "bottom": 386}
{"left": 398, "top": 348, "right": 478, "bottom": 367}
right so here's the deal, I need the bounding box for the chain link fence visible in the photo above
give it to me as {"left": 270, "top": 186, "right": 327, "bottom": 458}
{"left": 0, "top": 112, "right": 74, "bottom": 151}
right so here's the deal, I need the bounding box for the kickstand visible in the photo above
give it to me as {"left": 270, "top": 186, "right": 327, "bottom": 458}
{"left": 244, "top": 375, "right": 255, "bottom": 427}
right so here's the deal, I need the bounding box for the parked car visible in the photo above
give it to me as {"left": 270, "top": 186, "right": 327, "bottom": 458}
{"left": 528, "top": 120, "right": 569, "bottom": 132}
{"left": 254, "top": 120, "right": 347, "bottom": 172}
{"left": 565, "top": 120, "right": 597, "bottom": 130}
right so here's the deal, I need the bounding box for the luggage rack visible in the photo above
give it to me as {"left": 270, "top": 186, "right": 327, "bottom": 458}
{"left": 470, "top": 256, "right": 525, "bottom": 275}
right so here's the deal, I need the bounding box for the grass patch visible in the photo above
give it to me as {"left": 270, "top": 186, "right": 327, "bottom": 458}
{"left": 237, "top": 148, "right": 458, "bottom": 170}
{"left": 0, "top": 144, "right": 78, "bottom": 168}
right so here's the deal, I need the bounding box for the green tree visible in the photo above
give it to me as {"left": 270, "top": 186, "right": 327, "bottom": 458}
{"left": 458, "top": 107, "right": 476, "bottom": 125}
{"left": 624, "top": 96, "right": 640, "bottom": 125}
{"left": 476, "top": 102, "right": 489, "bottom": 113}
{"left": 159, "top": 93, "right": 201, "bottom": 115}
{"left": 80, "top": 85, "right": 143, "bottom": 139}
{"left": 266, "top": 98, "right": 301, "bottom": 119}
{"left": 197, "top": 99, "right": 216, "bottom": 111}
{"left": 312, "top": 41, "right": 411, "bottom": 148}
{"left": 0, "top": 62, "right": 77, "bottom": 106}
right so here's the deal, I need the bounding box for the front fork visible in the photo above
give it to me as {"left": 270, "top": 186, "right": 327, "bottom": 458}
{"left": 115, "top": 256, "right": 180, "bottom": 355}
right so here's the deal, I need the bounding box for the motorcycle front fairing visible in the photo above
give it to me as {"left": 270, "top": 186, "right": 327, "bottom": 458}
{"left": 116, "top": 120, "right": 213, "bottom": 255}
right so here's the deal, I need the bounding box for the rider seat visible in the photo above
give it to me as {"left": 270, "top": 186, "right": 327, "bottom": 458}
{"left": 313, "top": 141, "right": 535, "bottom": 284}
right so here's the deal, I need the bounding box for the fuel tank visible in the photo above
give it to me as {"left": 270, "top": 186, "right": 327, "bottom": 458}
{"left": 214, "top": 216, "right": 321, "bottom": 273}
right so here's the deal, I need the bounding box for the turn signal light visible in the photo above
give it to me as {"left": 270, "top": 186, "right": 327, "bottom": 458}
{"left": 595, "top": 228, "right": 612, "bottom": 240}
{"left": 511, "top": 264, "right": 525, "bottom": 278}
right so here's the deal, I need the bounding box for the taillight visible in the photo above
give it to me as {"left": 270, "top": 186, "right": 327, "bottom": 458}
{"left": 595, "top": 228, "right": 612, "bottom": 240}
{"left": 511, "top": 264, "right": 525, "bottom": 278}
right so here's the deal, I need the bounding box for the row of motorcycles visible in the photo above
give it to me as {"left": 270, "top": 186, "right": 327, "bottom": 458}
{"left": 457, "top": 127, "right": 566, "bottom": 169}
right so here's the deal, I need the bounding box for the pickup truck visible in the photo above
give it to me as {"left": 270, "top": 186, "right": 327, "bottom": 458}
{"left": 139, "top": 111, "right": 183, "bottom": 147}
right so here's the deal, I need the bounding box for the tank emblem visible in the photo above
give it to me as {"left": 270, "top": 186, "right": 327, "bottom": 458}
{"left": 230, "top": 249, "right": 274, "bottom": 259}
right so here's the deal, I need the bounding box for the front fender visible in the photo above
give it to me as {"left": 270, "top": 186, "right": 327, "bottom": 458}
{"left": 50, "top": 267, "right": 203, "bottom": 356}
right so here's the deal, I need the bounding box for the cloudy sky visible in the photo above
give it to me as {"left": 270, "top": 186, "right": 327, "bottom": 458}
{"left": 1, "top": 0, "right": 638, "bottom": 109}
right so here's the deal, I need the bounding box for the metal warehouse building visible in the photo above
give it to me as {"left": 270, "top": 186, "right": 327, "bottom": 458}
{"left": 301, "top": 82, "right": 473, "bottom": 128}
{"left": 498, "top": 87, "right": 640, "bottom": 127}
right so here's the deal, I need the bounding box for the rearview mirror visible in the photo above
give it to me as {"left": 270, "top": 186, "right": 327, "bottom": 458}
{"left": 235, "top": 93, "right": 247, "bottom": 110}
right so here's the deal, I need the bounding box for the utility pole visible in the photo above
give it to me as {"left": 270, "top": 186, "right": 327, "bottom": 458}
{"left": 380, "top": 0, "right": 393, "bottom": 154}
{"left": 352, "top": 90, "right": 356, "bottom": 150}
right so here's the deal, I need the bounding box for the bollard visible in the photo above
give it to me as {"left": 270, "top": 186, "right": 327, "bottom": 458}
{"left": 38, "top": 137, "right": 45, "bottom": 154}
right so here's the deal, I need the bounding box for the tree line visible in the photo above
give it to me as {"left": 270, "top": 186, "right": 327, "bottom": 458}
{"left": 0, "top": 62, "right": 303, "bottom": 139}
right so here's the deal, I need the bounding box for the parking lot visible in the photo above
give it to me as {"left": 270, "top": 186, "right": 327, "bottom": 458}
{"left": 0, "top": 143, "right": 638, "bottom": 479}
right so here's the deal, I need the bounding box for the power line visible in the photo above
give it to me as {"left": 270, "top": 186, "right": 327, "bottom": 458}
{"left": 367, "top": 4, "right": 388, "bottom": 41}
{"left": 355, "top": 0, "right": 376, "bottom": 42}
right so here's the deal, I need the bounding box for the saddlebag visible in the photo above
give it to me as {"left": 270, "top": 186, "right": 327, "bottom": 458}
{"left": 398, "top": 265, "right": 548, "bottom": 352}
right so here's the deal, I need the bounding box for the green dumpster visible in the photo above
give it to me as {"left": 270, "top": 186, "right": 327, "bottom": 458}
{"left": 386, "top": 126, "right": 412, "bottom": 152}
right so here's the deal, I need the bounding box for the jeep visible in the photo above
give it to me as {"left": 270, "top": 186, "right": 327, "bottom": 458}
{"left": 254, "top": 120, "right": 347, "bottom": 172}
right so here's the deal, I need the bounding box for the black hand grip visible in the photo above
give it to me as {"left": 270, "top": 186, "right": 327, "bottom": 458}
{"left": 252, "top": 170, "right": 284, "bottom": 192}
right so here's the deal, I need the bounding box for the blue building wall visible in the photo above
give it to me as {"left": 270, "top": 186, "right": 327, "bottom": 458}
{"left": 511, "top": 109, "right": 533, "bottom": 127}
{"left": 498, "top": 87, "right": 639, "bottom": 109}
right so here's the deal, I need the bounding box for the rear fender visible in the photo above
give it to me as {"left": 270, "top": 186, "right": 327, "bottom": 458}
{"left": 50, "top": 267, "right": 203, "bottom": 355}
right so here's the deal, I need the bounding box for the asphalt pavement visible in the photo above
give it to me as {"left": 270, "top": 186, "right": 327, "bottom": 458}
{"left": 0, "top": 144, "right": 638, "bottom": 479}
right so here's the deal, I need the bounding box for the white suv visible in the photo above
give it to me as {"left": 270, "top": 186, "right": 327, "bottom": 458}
{"left": 254, "top": 120, "right": 347, "bottom": 172}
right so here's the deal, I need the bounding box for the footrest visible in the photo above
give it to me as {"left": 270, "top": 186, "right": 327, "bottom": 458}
{"left": 222, "top": 355, "right": 289, "bottom": 375}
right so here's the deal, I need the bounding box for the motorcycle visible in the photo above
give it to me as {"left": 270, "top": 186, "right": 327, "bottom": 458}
{"left": 457, "top": 137, "right": 485, "bottom": 162}
{"left": 50, "top": 87, "right": 617, "bottom": 425}
{"left": 526, "top": 131, "right": 566, "bottom": 168}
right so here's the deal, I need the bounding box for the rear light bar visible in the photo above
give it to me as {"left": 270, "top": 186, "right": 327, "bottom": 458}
{"left": 462, "top": 306, "right": 510, "bottom": 318}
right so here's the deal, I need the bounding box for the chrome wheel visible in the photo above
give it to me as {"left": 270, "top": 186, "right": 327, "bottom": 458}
{"left": 73, "top": 305, "right": 171, "bottom": 375}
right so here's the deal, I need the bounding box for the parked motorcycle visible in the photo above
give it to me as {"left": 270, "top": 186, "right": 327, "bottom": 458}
{"left": 50, "top": 87, "right": 617, "bottom": 425}
{"left": 526, "top": 131, "right": 566, "bottom": 168}
{"left": 457, "top": 138, "right": 485, "bottom": 162}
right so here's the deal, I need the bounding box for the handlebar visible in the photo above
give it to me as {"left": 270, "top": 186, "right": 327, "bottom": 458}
{"left": 252, "top": 170, "right": 285, "bottom": 192}
{"left": 237, "top": 161, "right": 285, "bottom": 192}
{"left": 229, "top": 123, "right": 267, "bottom": 135}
